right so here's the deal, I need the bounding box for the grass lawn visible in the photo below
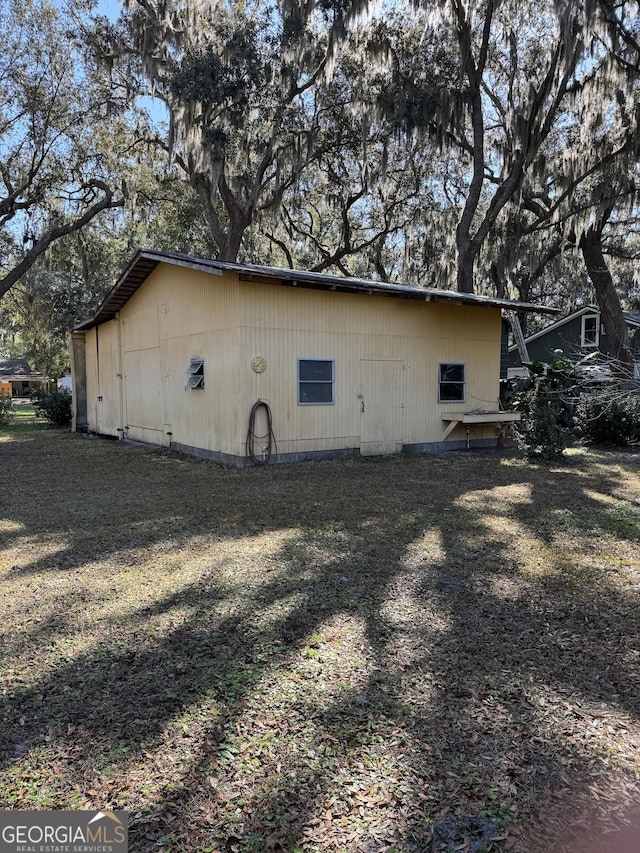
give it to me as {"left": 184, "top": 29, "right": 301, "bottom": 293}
{"left": 0, "top": 425, "right": 639, "bottom": 853}
{"left": 6, "top": 398, "right": 47, "bottom": 431}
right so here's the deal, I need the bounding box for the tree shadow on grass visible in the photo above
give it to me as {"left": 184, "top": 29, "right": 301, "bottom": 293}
{"left": 1, "top": 434, "right": 639, "bottom": 851}
{"left": 97, "top": 488, "right": 639, "bottom": 851}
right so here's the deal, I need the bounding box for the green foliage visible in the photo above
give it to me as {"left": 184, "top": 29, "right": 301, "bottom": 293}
{"left": 33, "top": 389, "right": 72, "bottom": 427}
{"left": 511, "top": 355, "right": 640, "bottom": 454}
{"left": 0, "top": 272, "right": 76, "bottom": 380}
{"left": 574, "top": 395, "right": 640, "bottom": 447}
{"left": 0, "top": 395, "right": 14, "bottom": 429}
{"left": 117, "top": 0, "right": 372, "bottom": 261}
{"left": 514, "top": 390, "right": 570, "bottom": 460}
{"left": 0, "top": 0, "right": 132, "bottom": 301}
{"left": 511, "top": 358, "right": 576, "bottom": 460}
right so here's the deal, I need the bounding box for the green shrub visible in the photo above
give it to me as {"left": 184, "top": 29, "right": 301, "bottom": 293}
{"left": 33, "top": 388, "right": 72, "bottom": 426}
{"left": 0, "top": 394, "right": 14, "bottom": 429}
{"left": 513, "top": 386, "right": 571, "bottom": 459}
{"left": 511, "top": 358, "right": 576, "bottom": 460}
{"left": 574, "top": 395, "right": 640, "bottom": 446}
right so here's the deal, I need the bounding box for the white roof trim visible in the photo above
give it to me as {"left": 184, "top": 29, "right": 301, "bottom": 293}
{"left": 507, "top": 305, "right": 640, "bottom": 353}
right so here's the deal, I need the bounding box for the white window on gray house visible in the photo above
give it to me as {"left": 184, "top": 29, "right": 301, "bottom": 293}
{"left": 185, "top": 358, "right": 204, "bottom": 389}
{"left": 439, "top": 363, "right": 465, "bottom": 402}
{"left": 581, "top": 314, "right": 599, "bottom": 347}
{"left": 507, "top": 367, "right": 527, "bottom": 379}
{"left": 298, "top": 358, "right": 334, "bottom": 405}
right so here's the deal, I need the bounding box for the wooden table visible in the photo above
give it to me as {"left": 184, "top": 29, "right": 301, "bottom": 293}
{"left": 441, "top": 411, "right": 521, "bottom": 445}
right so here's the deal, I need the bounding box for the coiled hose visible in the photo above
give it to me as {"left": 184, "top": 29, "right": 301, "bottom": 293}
{"left": 245, "top": 399, "right": 277, "bottom": 465}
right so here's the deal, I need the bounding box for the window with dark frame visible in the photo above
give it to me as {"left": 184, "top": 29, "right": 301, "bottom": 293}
{"left": 298, "top": 358, "right": 334, "bottom": 405}
{"left": 439, "top": 363, "right": 465, "bottom": 402}
{"left": 185, "top": 358, "right": 204, "bottom": 389}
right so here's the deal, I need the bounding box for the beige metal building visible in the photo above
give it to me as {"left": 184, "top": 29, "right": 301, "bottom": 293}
{"left": 71, "top": 250, "right": 550, "bottom": 464}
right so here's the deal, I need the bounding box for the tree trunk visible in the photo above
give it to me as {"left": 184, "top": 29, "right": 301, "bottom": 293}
{"left": 456, "top": 233, "right": 475, "bottom": 293}
{"left": 220, "top": 225, "right": 245, "bottom": 263}
{"left": 580, "top": 224, "right": 633, "bottom": 373}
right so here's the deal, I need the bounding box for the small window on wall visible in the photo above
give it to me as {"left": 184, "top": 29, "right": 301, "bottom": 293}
{"left": 581, "top": 314, "right": 599, "bottom": 347}
{"left": 298, "top": 358, "right": 334, "bottom": 405}
{"left": 185, "top": 358, "right": 204, "bottom": 389}
{"left": 439, "top": 363, "right": 465, "bottom": 402}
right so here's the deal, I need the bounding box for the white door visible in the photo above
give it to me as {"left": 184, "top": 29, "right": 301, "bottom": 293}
{"left": 359, "top": 359, "right": 405, "bottom": 456}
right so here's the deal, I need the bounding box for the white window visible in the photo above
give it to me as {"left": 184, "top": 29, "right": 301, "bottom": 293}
{"left": 581, "top": 314, "right": 599, "bottom": 347}
{"left": 185, "top": 358, "right": 204, "bottom": 389}
{"left": 439, "top": 363, "right": 465, "bottom": 402}
{"left": 298, "top": 358, "right": 334, "bottom": 405}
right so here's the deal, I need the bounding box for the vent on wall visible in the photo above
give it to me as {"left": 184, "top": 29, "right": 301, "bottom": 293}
{"left": 185, "top": 358, "right": 204, "bottom": 389}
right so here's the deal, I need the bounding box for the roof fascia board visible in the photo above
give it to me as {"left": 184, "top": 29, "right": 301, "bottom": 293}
{"left": 237, "top": 269, "right": 556, "bottom": 313}
{"left": 74, "top": 251, "right": 160, "bottom": 330}
{"left": 156, "top": 255, "right": 224, "bottom": 276}
{"left": 237, "top": 271, "right": 428, "bottom": 300}
{"left": 75, "top": 251, "right": 224, "bottom": 330}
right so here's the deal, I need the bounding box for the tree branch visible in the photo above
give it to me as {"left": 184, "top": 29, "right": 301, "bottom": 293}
{"left": 0, "top": 182, "right": 123, "bottom": 301}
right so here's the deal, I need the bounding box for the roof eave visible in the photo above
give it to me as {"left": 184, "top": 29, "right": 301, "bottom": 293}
{"left": 74, "top": 249, "right": 558, "bottom": 331}
{"left": 507, "top": 304, "right": 640, "bottom": 353}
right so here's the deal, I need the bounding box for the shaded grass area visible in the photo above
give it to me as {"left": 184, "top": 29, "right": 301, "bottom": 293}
{"left": 7, "top": 398, "right": 48, "bottom": 432}
{"left": 0, "top": 428, "right": 639, "bottom": 852}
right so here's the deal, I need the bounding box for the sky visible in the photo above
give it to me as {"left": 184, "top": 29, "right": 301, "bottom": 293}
{"left": 96, "top": 0, "right": 119, "bottom": 21}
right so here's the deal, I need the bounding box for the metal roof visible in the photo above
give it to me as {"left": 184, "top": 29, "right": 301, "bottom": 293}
{"left": 75, "top": 249, "right": 560, "bottom": 331}
{"left": 0, "top": 358, "right": 33, "bottom": 377}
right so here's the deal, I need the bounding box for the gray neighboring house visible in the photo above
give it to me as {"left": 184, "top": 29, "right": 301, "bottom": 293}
{"left": 505, "top": 305, "right": 640, "bottom": 377}
{"left": 0, "top": 359, "right": 50, "bottom": 395}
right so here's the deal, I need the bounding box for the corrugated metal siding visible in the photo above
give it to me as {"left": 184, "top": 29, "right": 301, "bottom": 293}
{"left": 120, "top": 301, "right": 161, "bottom": 439}
{"left": 88, "top": 262, "right": 504, "bottom": 458}
{"left": 83, "top": 322, "right": 122, "bottom": 436}
{"left": 118, "top": 265, "right": 241, "bottom": 454}
{"left": 95, "top": 320, "right": 121, "bottom": 436}
{"left": 238, "top": 284, "right": 502, "bottom": 454}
